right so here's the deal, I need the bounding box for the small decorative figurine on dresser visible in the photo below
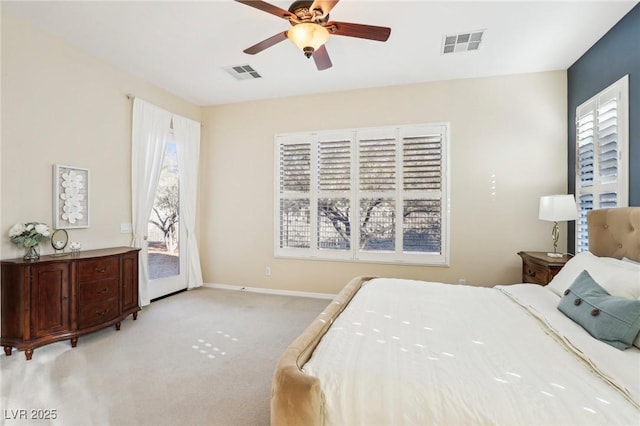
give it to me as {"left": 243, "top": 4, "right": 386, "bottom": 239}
{"left": 7, "top": 221, "right": 51, "bottom": 261}
{"left": 50, "top": 229, "right": 69, "bottom": 256}
{"left": 69, "top": 240, "right": 82, "bottom": 255}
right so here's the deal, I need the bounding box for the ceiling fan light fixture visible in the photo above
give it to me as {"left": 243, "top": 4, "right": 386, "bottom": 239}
{"left": 287, "top": 23, "right": 329, "bottom": 57}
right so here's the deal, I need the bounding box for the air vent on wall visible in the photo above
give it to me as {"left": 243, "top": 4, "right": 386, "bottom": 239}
{"left": 224, "top": 65, "right": 262, "bottom": 80}
{"left": 442, "top": 30, "right": 485, "bottom": 54}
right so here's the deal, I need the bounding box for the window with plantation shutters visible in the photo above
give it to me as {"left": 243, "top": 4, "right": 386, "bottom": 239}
{"left": 278, "top": 141, "right": 311, "bottom": 249}
{"left": 575, "top": 75, "right": 629, "bottom": 252}
{"left": 402, "top": 133, "right": 443, "bottom": 254}
{"left": 318, "top": 136, "right": 352, "bottom": 250}
{"left": 275, "top": 123, "right": 449, "bottom": 265}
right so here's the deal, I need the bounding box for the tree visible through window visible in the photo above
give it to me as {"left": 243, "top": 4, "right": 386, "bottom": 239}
{"left": 148, "top": 142, "right": 180, "bottom": 280}
{"left": 276, "top": 124, "right": 449, "bottom": 265}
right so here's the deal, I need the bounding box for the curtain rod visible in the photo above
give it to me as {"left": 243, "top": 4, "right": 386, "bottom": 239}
{"left": 125, "top": 94, "right": 203, "bottom": 127}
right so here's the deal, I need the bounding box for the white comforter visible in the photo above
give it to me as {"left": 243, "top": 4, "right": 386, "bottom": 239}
{"left": 302, "top": 278, "right": 640, "bottom": 425}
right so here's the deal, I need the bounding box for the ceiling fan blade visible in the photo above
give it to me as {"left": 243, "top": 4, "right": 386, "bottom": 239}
{"left": 326, "top": 21, "right": 391, "bottom": 42}
{"left": 243, "top": 31, "right": 288, "bottom": 55}
{"left": 235, "top": 0, "right": 293, "bottom": 20}
{"left": 310, "top": 0, "right": 340, "bottom": 17}
{"left": 312, "top": 45, "right": 332, "bottom": 70}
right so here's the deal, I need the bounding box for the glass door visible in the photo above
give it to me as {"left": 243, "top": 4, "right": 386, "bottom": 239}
{"left": 147, "top": 140, "right": 186, "bottom": 300}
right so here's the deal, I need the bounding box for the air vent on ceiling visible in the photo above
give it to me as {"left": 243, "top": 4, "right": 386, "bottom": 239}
{"left": 224, "top": 65, "right": 262, "bottom": 80}
{"left": 442, "top": 30, "right": 485, "bottom": 54}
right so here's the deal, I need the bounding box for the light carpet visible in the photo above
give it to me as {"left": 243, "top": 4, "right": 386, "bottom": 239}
{"left": 0, "top": 287, "right": 329, "bottom": 426}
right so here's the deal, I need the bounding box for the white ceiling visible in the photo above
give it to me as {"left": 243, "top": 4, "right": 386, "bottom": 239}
{"left": 3, "top": 0, "right": 637, "bottom": 107}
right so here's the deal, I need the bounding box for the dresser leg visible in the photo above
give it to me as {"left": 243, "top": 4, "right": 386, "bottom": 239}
{"left": 25, "top": 349, "right": 33, "bottom": 360}
{"left": 115, "top": 322, "right": 121, "bottom": 331}
{"left": 3, "top": 346, "right": 12, "bottom": 356}
{"left": 71, "top": 337, "right": 78, "bottom": 347}
{"left": 133, "top": 312, "right": 138, "bottom": 320}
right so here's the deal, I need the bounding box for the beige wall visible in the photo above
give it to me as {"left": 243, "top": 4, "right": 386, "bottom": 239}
{"left": 1, "top": 10, "right": 569, "bottom": 296}
{"left": 1, "top": 12, "right": 201, "bottom": 259}
{"left": 201, "top": 71, "right": 568, "bottom": 294}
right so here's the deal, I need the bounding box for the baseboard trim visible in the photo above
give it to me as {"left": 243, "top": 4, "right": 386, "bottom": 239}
{"left": 203, "top": 283, "right": 336, "bottom": 300}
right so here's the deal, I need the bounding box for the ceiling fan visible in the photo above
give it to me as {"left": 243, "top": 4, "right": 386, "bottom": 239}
{"left": 235, "top": 0, "right": 391, "bottom": 70}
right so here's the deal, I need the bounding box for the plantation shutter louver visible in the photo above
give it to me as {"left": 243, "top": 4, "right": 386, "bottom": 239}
{"left": 359, "top": 137, "right": 396, "bottom": 192}
{"left": 357, "top": 129, "right": 399, "bottom": 254}
{"left": 318, "top": 138, "right": 351, "bottom": 192}
{"left": 598, "top": 97, "right": 619, "bottom": 185}
{"left": 317, "top": 136, "right": 352, "bottom": 250}
{"left": 575, "top": 75, "right": 628, "bottom": 253}
{"left": 401, "top": 131, "right": 444, "bottom": 254}
{"left": 403, "top": 135, "right": 442, "bottom": 191}
{"left": 576, "top": 101, "right": 595, "bottom": 252}
{"left": 279, "top": 143, "right": 311, "bottom": 193}
{"left": 278, "top": 141, "right": 312, "bottom": 249}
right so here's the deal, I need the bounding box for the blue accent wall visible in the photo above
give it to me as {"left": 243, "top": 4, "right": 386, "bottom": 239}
{"left": 567, "top": 3, "right": 640, "bottom": 251}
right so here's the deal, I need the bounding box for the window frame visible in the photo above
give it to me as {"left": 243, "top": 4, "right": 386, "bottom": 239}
{"left": 574, "top": 75, "right": 629, "bottom": 252}
{"left": 274, "top": 123, "right": 450, "bottom": 266}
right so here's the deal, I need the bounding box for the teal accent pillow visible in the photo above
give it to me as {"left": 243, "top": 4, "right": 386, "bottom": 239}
{"left": 558, "top": 270, "right": 640, "bottom": 350}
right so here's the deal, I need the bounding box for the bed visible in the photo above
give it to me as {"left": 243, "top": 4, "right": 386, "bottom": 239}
{"left": 271, "top": 207, "right": 640, "bottom": 425}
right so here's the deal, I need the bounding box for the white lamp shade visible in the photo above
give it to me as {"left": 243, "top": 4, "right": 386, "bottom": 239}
{"left": 538, "top": 194, "right": 578, "bottom": 221}
{"left": 287, "top": 23, "right": 329, "bottom": 52}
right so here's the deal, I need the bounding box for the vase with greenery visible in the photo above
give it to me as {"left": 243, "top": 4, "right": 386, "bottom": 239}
{"left": 8, "top": 222, "right": 52, "bottom": 260}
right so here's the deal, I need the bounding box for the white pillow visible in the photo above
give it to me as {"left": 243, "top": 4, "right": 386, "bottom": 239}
{"left": 546, "top": 251, "right": 640, "bottom": 300}
{"left": 546, "top": 251, "right": 640, "bottom": 348}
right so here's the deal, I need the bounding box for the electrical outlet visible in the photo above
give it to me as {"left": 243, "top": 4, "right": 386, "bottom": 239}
{"left": 120, "top": 223, "right": 132, "bottom": 234}
{"left": 458, "top": 278, "right": 466, "bottom": 285}
{"left": 265, "top": 266, "right": 271, "bottom": 276}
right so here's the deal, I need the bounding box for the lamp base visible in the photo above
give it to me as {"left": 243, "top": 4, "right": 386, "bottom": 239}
{"left": 547, "top": 252, "right": 564, "bottom": 258}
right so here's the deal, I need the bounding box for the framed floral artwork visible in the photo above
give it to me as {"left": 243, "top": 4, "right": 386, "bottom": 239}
{"left": 53, "top": 164, "right": 90, "bottom": 229}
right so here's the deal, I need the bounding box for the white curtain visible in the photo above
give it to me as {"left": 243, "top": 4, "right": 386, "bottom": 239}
{"left": 131, "top": 98, "right": 172, "bottom": 306}
{"left": 172, "top": 115, "right": 204, "bottom": 289}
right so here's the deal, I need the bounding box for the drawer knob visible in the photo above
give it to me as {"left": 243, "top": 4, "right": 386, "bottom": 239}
{"left": 96, "top": 309, "right": 110, "bottom": 316}
{"left": 527, "top": 269, "right": 536, "bottom": 277}
{"left": 97, "top": 287, "right": 109, "bottom": 294}
{"left": 95, "top": 267, "right": 107, "bottom": 273}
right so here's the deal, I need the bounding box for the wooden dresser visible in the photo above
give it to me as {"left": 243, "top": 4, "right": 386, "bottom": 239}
{"left": 1, "top": 247, "right": 140, "bottom": 360}
{"left": 517, "top": 251, "right": 572, "bottom": 286}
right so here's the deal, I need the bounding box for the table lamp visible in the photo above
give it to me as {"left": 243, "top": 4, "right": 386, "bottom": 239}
{"left": 538, "top": 194, "right": 578, "bottom": 257}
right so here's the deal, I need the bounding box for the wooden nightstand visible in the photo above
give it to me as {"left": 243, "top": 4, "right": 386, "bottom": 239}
{"left": 517, "top": 251, "right": 573, "bottom": 286}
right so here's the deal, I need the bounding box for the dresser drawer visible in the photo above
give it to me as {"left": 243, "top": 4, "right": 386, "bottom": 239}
{"left": 78, "top": 258, "right": 119, "bottom": 282}
{"left": 522, "top": 261, "right": 551, "bottom": 285}
{"left": 79, "top": 278, "right": 119, "bottom": 304}
{"left": 78, "top": 298, "right": 119, "bottom": 329}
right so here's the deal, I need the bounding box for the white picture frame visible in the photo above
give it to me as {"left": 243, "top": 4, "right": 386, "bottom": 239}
{"left": 53, "top": 164, "right": 90, "bottom": 229}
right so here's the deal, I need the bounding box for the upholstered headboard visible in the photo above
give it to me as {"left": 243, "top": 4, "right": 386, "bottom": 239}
{"left": 587, "top": 207, "right": 640, "bottom": 262}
